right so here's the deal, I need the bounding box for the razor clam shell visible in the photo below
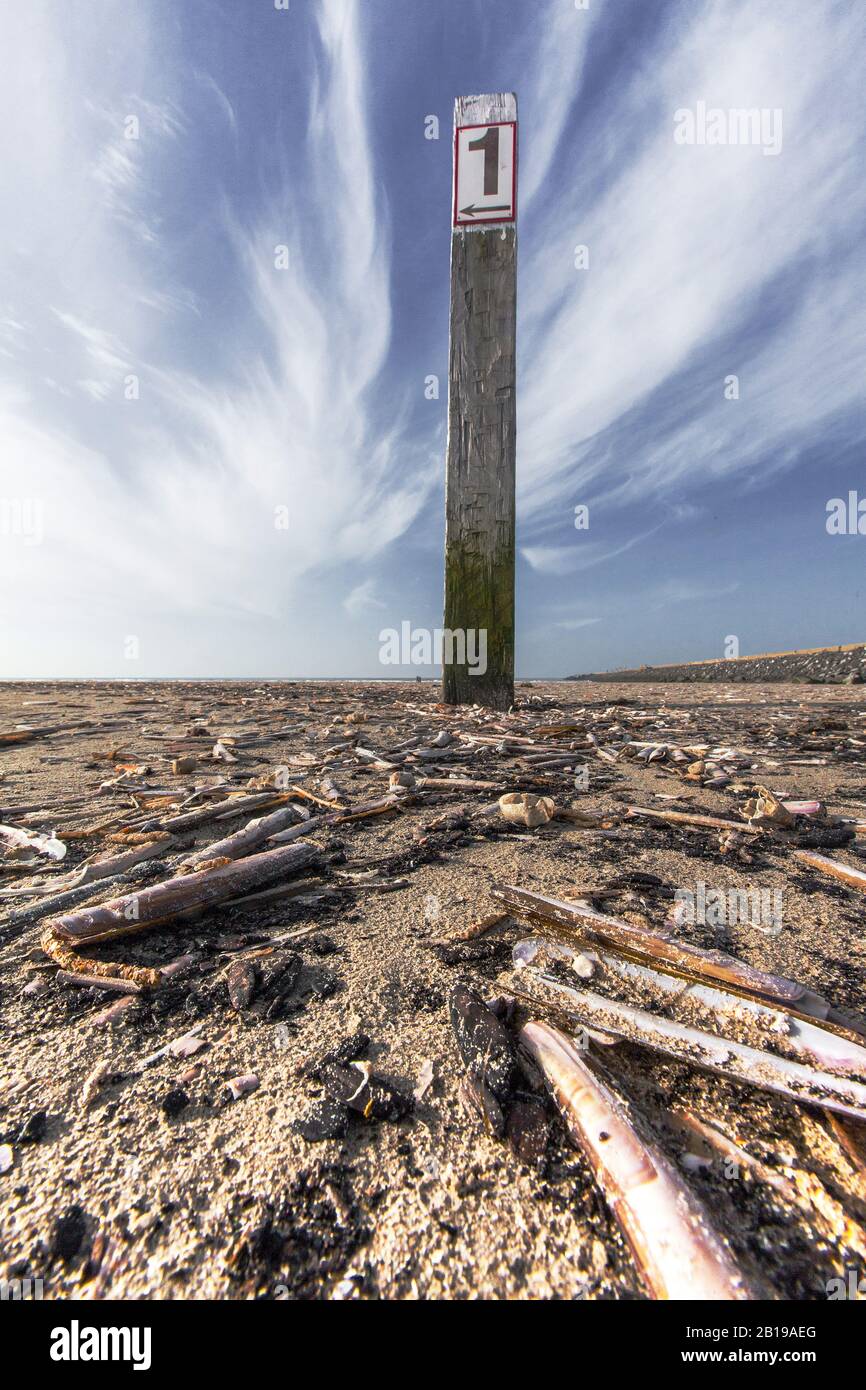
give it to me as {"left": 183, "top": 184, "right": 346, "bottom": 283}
{"left": 520, "top": 1020, "right": 755, "bottom": 1301}
{"left": 508, "top": 962, "right": 866, "bottom": 1123}
{"left": 513, "top": 937, "right": 866, "bottom": 1080}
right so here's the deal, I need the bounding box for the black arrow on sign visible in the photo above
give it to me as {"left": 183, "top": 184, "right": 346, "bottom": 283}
{"left": 459, "top": 203, "right": 512, "bottom": 218}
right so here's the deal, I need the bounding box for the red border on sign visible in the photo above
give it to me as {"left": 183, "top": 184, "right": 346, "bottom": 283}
{"left": 453, "top": 120, "right": 518, "bottom": 228}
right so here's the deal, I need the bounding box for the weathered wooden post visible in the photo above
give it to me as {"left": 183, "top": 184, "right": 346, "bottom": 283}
{"left": 442, "top": 93, "right": 517, "bottom": 711}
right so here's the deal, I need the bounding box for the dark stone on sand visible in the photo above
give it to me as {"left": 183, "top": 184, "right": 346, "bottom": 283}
{"left": 52, "top": 1204, "right": 87, "bottom": 1265}
{"left": 304, "top": 934, "right": 340, "bottom": 956}
{"left": 324, "top": 1031, "right": 371, "bottom": 1066}
{"left": 320, "top": 1062, "right": 413, "bottom": 1122}
{"left": 294, "top": 1097, "right": 350, "bottom": 1142}
{"left": 17, "top": 1110, "right": 48, "bottom": 1144}
{"left": 448, "top": 982, "right": 518, "bottom": 1138}
{"left": 162, "top": 1088, "right": 190, "bottom": 1118}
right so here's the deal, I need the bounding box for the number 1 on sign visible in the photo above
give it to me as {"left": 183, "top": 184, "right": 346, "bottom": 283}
{"left": 468, "top": 126, "right": 500, "bottom": 195}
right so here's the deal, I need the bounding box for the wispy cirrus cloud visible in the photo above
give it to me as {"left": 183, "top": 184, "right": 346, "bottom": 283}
{"left": 515, "top": 0, "right": 598, "bottom": 211}
{"left": 521, "top": 520, "right": 664, "bottom": 575}
{"left": 517, "top": 0, "right": 866, "bottom": 524}
{"left": 0, "top": 0, "right": 434, "bottom": 669}
{"left": 648, "top": 579, "right": 740, "bottom": 608}
{"left": 552, "top": 616, "right": 601, "bottom": 631}
{"left": 343, "top": 579, "right": 386, "bottom": 617}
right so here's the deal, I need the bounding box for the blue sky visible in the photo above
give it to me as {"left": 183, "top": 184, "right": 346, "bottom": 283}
{"left": 1, "top": 0, "right": 865, "bottom": 678}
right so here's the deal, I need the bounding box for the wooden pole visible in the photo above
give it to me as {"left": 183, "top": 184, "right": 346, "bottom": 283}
{"left": 443, "top": 93, "right": 517, "bottom": 710}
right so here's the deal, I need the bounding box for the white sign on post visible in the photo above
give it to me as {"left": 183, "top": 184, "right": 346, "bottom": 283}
{"left": 453, "top": 120, "right": 517, "bottom": 226}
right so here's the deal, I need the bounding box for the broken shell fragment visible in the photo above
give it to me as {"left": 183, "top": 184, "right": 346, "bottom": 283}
{"left": 504, "top": 1094, "right": 550, "bottom": 1171}
{"left": 320, "top": 1061, "right": 413, "bottom": 1122}
{"left": 741, "top": 785, "right": 795, "bottom": 829}
{"left": 0, "top": 824, "right": 66, "bottom": 861}
{"left": 514, "top": 936, "right": 596, "bottom": 978}
{"left": 413, "top": 1058, "right": 436, "bottom": 1102}
{"left": 498, "top": 793, "right": 556, "bottom": 829}
{"left": 226, "top": 959, "right": 259, "bottom": 1012}
{"left": 81, "top": 1060, "right": 114, "bottom": 1109}
{"left": 448, "top": 983, "right": 518, "bottom": 1137}
{"left": 226, "top": 1073, "right": 260, "bottom": 1101}
{"left": 784, "top": 800, "right": 825, "bottom": 817}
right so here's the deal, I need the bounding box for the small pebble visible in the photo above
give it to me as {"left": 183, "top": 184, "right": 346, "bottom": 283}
{"left": 52, "top": 1204, "right": 87, "bottom": 1266}
{"left": 16, "top": 1110, "right": 47, "bottom": 1144}
{"left": 161, "top": 1088, "right": 190, "bottom": 1118}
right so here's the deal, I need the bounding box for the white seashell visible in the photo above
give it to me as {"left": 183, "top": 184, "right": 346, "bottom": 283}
{"left": 226, "top": 1073, "right": 260, "bottom": 1101}
{"left": 498, "top": 793, "right": 556, "bottom": 828}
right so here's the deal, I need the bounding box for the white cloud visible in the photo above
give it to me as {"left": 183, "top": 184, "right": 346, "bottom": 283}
{"left": 0, "top": 0, "right": 434, "bottom": 661}
{"left": 516, "top": 0, "right": 599, "bottom": 210}
{"left": 553, "top": 616, "right": 601, "bottom": 630}
{"left": 517, "top": 0, "right": 866, "bottom": 520}
{"left": 649, "top": 579, "right": 740, "bottom": 607}
{"left": 522, "top": 522, "right": 663, "bottom": 574}
{"left": 343, "top": 579, "right": 385, "bottom": 617}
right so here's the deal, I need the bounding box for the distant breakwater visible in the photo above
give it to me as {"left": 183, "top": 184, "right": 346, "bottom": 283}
{"left": 570, "top": 643, "right": 866, "bottom": 684}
